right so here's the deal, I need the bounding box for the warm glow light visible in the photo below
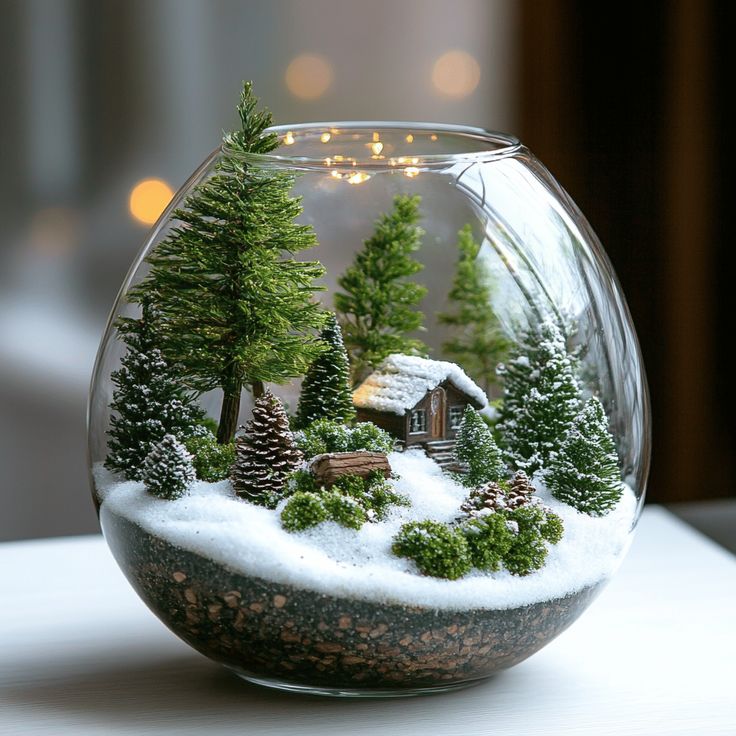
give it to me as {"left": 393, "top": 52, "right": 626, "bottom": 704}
{"left": 285, "top": 53, "right": 333, "bottom": 100}
{"left": 371, "top": 141, "right": 384, "bottom": 156}
{"left": 430, "top": 134, "right": 438, "bottom": 141}
{"left": 372, "top": 132, "right": 380, "bottom": 142}
{"left": 404, "top": 167, "right": 420, "bottom": 178}
{"left": 431, "top": 50, "right": 480, "bottom": 98}
{"left": 284, "top": 131, "right": 295, "bottom": 145}
{"left": 129, "top": 178, "right": 174, "bottom": 225}
{"left": 405, "top": 134, "right": 414, "bottom": 143}
{"left": 348, "top": 172, "right": 370, "bottom": 184}
{"left": 320, "top": 132, "right": 331, "bottom": 143}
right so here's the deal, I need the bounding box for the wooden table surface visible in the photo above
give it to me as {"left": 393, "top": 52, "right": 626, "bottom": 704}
{"left": 1, "top": 506, "right": 734, "bottom": 735}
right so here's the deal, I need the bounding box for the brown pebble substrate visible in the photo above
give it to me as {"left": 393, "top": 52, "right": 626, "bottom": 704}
{"left": 101, "top": 507, "right": 606, "bottom": 693}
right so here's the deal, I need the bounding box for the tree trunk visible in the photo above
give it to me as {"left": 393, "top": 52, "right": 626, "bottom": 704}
{"left": 217, "top": 385, "right": 242, "bottom": 444}
{"left": 251, "top": 379, "right": 265, "bottom": 399}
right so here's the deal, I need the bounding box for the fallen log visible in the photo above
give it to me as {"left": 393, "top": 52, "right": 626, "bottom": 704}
{"left": 310, "top": 451, "right": 391, "bottom": 487}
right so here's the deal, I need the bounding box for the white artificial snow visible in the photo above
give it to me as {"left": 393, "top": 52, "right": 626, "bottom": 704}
{"left": 352, "top": 353, "right": 488, "bottom": 416}
{"left": 96, "top": 449, "right": 637, "bottom": 612}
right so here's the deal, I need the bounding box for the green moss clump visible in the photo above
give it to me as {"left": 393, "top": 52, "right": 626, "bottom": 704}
{"left": 392, "top": 520, "right": 471, "bottom": 580}
{"left": 184, "top": 430, "right": 235, "bottom": 482}
{"left": 280, "top": 492, "right": 328, "bottom": 531}
{"left": 322, "top": 490, "right": 367, "bottom": 529}
{"left": 332, "top": 471, "right": 409, "bottom": 521}
{"left": 348, "top": 422, "right": 395, "bottom": 454}
{"left": 459, "top": 513, "right": 515, "bottom": 571}
{"left": 502, "top": 505, "right": 565, "bottom": 576}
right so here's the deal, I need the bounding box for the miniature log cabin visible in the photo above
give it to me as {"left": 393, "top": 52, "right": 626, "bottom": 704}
{"left": 352, "top": 354, "right": 487, "bottom": 447}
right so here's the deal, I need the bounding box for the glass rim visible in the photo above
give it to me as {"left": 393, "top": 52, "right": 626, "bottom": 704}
{"left": 221, "top": 121, "right": 523, "bottom": 170}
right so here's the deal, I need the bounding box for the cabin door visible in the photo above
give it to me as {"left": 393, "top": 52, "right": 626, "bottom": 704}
{"left": 429, "top": 387, "right": 446, "bottom": 438}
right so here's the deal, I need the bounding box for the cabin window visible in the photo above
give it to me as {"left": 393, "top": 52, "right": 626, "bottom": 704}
{"left": 410, "top": 409, "right": 427, "bottom": 434}
{"left": 449, "top": 405, "right": 464, "bottom": 429}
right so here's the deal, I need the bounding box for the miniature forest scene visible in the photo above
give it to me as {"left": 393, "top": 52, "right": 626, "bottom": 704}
{"left": 89, "top": 83, "right": 649, "bottom": 696}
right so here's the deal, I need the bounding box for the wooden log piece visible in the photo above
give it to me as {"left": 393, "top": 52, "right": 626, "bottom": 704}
{"left": 310, "top": 451, "right": 391, "bottom": 487}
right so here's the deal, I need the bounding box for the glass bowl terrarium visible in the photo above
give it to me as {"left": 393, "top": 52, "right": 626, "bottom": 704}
{"left": 88, "top": 83, "right": 650, "bottom": 697}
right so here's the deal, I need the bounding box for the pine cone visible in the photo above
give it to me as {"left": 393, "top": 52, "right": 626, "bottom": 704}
{"left": 506, "top": 470, "right": 536, "bottom": 509}
{"left": 460, "top": 481, "right": 508, "bottom": 517}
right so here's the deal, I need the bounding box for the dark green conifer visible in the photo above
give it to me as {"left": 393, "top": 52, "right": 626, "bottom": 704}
{"left": 497, "top": 321, "right": 581, "bottom": 475}
{"left": 142, "top": 434, "right": 196, "bottom": 500}
{"left": 132, "top": 82, "right": 326, "bottom": 444}
{"left": 295, "top": 313, "right": 355, "bottom": 429}
{"left": 547, "top": 396, "right": 623, "bottom": 515}
{"left": 454, "top": 406, "right": 506, "bottom": 487}
{"left": 105, "top": 301, "right": 202, "bottom": 480}
{"left": 335, "top": 194, "right": 428, "bottom": 381}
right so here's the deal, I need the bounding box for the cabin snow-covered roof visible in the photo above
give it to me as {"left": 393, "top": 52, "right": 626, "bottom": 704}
{"left": 352, "top": 354, "right": 487, "bottom": 416}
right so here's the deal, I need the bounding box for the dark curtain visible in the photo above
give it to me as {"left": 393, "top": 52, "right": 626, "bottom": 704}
{"left": 518, "top": 0, "right": 732, "bottom": 503}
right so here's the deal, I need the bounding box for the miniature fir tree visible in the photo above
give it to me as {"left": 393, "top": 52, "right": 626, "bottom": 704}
{"left": 105, "top": 301, "right": 203, "bottom": 480}
{"left": 334, "top": 194, "right": 428, "bottom": 381}
{"left": 454, "top": 406, "right": 506, "bottom": 487}
{"left": 231, "top": 389, "right": 303, "bottom": 507}
{"left": 438, "top": 224, "right": 508, "bottom": 392}
{"left": 497, "top": 320, "right": 581, "bottom": 475}
{"left": 132, "top": 82, "right": 326, "bottom": 444}
{"left": 295, "top": 313, "right": 355, "bottom": 429}
{"left": 142, "top": 434, "right": 196, "bottom": 500}
{"left": 546, "top": 396, "right": 623, "bottom": 516}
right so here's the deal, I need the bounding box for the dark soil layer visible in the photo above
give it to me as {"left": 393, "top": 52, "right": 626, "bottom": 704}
{"left": 101, "top": 507, "right": 605, "bottom": 692}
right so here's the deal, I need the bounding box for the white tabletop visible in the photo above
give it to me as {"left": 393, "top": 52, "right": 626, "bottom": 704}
{"left": 1, "top": 507, "right": 734, "bottom": 736}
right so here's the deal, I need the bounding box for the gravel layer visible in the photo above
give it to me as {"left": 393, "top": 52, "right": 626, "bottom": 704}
{"left": 102, "top": 508, "right": 605, "bottom": 692}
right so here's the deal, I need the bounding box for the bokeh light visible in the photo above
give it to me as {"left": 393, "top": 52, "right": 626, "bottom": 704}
{"left": 129, "top": 178, "right": 174, "bottom": 225}
{"left": 431, "top": 50, "right": 481, "bottom": 98}
{"left": 285, "top": 53, "right": 333, "bottom": 100}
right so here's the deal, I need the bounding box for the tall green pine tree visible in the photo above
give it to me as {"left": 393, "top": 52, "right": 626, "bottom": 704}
{"left": 295, "top": 313, "right": 355, "bottom": 428}
{"left": 546, "top": 396, "right": 623, "bottom": 516}
{"left": 105, "top": 301, "right": 203, "bottom": 480}
{"left": 438, "top": 224, "right": 508, "bottom": 392}
{"left": 454, "top": 406, "right": 506, "bottom": 487}
{"left": 132, "top": 82, "right": 326, "bottom": 444}
{"left": 335, "top": 194, "right": 428, "bottom": 381}
{"left": 497, "top": 321, "right": 581, "bottom": 475}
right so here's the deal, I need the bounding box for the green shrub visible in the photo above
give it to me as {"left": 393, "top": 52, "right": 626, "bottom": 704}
{"left": 392, "top": 520, "right": 471, "bottom": 580}
{"left": 322, "top": 490, "right": 367, "bottom": 529}
{"left": 280, "top": 492, "right": 328, "bottom": 531}
{"left": 184, "top": 431, "right": 235, "bottom": 482}
{"left": 347, "top": 422, "right": 395, "bottom": 453}
{"left": 332, "top": 471, "right": 408, "bottom": 521}
{"left": 293, "top": 419, "right": 394, "bottom": 459}
{"left": 459, "top": 513, "right": 515, "bottom": 572}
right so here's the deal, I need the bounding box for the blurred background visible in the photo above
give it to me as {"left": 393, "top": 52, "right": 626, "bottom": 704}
{"left": 0, "top": 0, "right": 731, "bottom": 542}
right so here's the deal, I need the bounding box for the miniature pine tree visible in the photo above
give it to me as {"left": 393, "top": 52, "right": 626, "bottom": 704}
{"left": 437, "top": 224, "right": 508, "bottom": 392}
{"left": 142, "top": 434, "right": 196, "bottom": 500}
{"left": 231, "top": 389, "right": 303, "bottom": 507}
{"left": 546, "top": 396, "right": 623, "bottom": 516}
{"left": 334, "top": 194, "right": 428, "bottom": 381}
{"left": 295, "top": 313, "right": 355, "bottom": 429}
{"left": 105, "top": 301, "right": 203, "bottom": 480}
{"left": 497, "top": 320, "right": 581, "bottom": 475}
{"left": 132, "top": 82, "right": 326, "bottom": 444}
{"left": 454, "top": 406, "right": 506, "bottom": 487}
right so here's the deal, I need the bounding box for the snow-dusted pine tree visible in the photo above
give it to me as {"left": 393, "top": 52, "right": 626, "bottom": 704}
{"left": 546, "top": 396, "right": 623, "bottom": 516}
{"left": 231, "top": 390, "right": 303, "bottom": 507}
{"left": 497, "top": 321, "right": 581, "bottom": 475}
{"left": 454, "top": 406, "right": 506, "bottom": 487}
{"left": 142, "top": 434, "right": 196, "bottom": 500}
{"left": 295, "top": 313, "right": 355, "bottom": 429}
{"left": 105, "top": 302, "right": 202, "bottom": 480}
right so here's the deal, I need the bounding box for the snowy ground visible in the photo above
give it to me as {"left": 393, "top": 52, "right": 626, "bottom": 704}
{"left": 96, "top": 450, "right": 638, "bottom": 612}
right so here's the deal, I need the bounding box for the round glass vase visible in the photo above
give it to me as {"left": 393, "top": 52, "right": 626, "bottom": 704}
{"left": 89, "top": 122, "right": 650, "bottom": 697}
